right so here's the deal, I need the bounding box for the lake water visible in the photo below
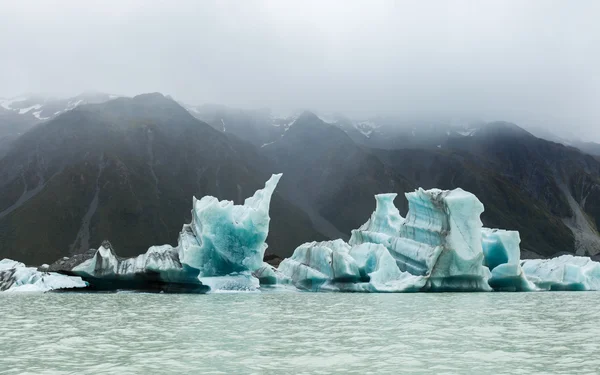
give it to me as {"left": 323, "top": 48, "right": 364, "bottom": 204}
{"left": 1, "top": 291, "right": 599, "bottom": 374}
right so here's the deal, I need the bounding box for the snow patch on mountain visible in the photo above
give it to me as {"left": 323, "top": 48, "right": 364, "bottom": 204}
{"left": 456, "top": 129, "right": 477, "bottom": 137}
{"left": 32, "top": 110, "right": 50, "bottom": 120}
{"left": 0, "top": 97, "right": 27, "bottom": 110}
{"left": 18, "top": 104, "right": 42, "bottom": 114}
{"left": 353, "top": 120, "right": 381, "bottom": 138}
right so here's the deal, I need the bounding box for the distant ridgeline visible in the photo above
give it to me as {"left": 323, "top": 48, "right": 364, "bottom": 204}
{"left": 1, "top": 174, "right": 599, "bottom": 293}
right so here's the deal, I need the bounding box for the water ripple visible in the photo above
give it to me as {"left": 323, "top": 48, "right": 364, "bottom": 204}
{"left": 1, "top": 292, "right": 599, "bottom": 374}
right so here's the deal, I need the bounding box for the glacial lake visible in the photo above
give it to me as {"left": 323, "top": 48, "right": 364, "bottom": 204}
{"left": 1, "top": 292, "right": 599, "bottom": 374}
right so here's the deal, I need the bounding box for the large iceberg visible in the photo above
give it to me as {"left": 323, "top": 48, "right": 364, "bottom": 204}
{"left": 0, "top": 259, "right": 87, "bottom": 293}
{"left": 349, "top": 190, "right": 492, "bottom": 292}
{"left": 521, "top": 255, "right": 600, "bottom": 291}
{"left": 50, "top": 174, "right": 282, "bottom": 293}
{"left": 481, "top": 228, "right": 536, "bottom": 292}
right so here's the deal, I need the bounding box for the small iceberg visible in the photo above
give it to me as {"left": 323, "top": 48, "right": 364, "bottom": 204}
{"left": 521, "top": 255, "right": 600, "bottom": 291}
{"left": 482, "top": 228, "right": 536, "bottom": 292}
{"left": 0, "top": 259, "right": 87, "bottom": 293}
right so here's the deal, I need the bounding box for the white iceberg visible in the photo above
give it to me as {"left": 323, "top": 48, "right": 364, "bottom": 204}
{"left": 521, "top": 255, "right": 600, "bottom": 291}
{"left": 0, "top": 259, "right": 87, "bottom": 293}
{"left": 481, "top": 228, "right": 536, "bottom": 291}
{"left": 349, "top": 189, "right": 491, "bottom": 291}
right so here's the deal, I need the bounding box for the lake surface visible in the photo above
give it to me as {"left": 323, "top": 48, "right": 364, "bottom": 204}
{"left": 1, "top": 291, "right": 599, "bottom": 374}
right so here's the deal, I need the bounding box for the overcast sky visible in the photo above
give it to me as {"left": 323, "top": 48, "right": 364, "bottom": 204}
{"left": 1, "top": 1, "right": 598, "bottom": 139}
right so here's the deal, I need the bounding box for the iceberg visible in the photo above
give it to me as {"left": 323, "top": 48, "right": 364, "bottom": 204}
{"left": 277, "top": 240, "right": 359, "bottom": 291}
{"left": 50, "top": 174, "right": 282, "bottom": 293}
{"left": 0, "top": 259, "right": 87, "bottom": 293}
{"left": 349, "top": 189, "right": 492, "bottom": 292}
{"left": 179, "top": 173, "right": 281, "bottom": 276}
{"left": 521, "top": 255, "right": 600, "bottom": 291}
{"left": 278, "top": 240, "right": 425, "bottom": 292}
{"left": 481, "top": 228, "right": 536, "bottom": 291}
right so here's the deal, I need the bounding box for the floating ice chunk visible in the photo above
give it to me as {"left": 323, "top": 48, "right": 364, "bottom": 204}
{"left": 482, "top": 228, "right": 536, "bottom": 291}
{"left": 278, "top": 240, "right": 425, "bottom": 292}
{"left": 278, "top": 240, "right": 360, "bottom": 291}
{"left": 179, "top": 173, "right": 282, "bottom": 276}
{"left": 71, "top": 242, "right": 205, "bottom": 292}
{"left": 0, "top": 259, "right": 87, "bottom": 293}
{"left": 350, "top": 189, "right": 491, "bottom": 292}
{"left": 521, "top": 255, "right": 600, "bottom": 291}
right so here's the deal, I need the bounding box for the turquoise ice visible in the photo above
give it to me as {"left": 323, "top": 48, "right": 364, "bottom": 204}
{"left": 521, "top": 255, "right": 600, "bottom": 291}
{"left": 277, "top": 240, "right": 424, "bottom": 292}
{"left": 481, "top": 228, "right": 536, "bottom": 291}
{"left": 349, "top": 189, "right": 492, "bottom": 291}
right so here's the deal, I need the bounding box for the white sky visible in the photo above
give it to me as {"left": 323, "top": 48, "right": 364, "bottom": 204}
{"left": 1, "top": 0, "right": 598, "bottom": 139}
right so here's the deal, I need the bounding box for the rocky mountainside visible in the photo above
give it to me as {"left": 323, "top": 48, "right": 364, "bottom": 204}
{"left": 0, "top": 94, "right": 323, "bottom": 265}
{"left": 260, "top": 111, "right": 414, "bottom": 241}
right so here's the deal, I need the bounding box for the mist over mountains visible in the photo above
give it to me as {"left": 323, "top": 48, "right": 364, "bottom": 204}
{"left": 1, "top": 92, "right": 600, "bottom": 265}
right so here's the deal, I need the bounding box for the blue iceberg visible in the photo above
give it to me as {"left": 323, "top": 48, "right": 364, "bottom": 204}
{"left": 277, "top": 240, "right": 424, "bottom": 292}
{"left": 481, "top": 228, "right": 536, "bottom": 291}
{"left": 349, "top": 189, "right": 492, "bottom": 291}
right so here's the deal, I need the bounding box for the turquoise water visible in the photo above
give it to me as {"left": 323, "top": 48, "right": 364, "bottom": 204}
{"left": 1, "top": 292, "right": 599, "bottom": 374}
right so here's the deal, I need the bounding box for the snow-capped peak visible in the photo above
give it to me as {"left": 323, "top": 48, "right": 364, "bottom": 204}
{"left": 0, "top": 93, "right": 120, "bottom": 122}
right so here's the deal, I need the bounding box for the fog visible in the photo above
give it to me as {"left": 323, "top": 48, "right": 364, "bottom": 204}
{"left": 1, "top": 1, "right": 599, "bottom": 139}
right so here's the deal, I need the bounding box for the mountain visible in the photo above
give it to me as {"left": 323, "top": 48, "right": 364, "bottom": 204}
{"left": 260, "top": 111, "right": 414, "bottom": 239}
{"left": 515, "top": 125, "right": 600, "bottom": 158}
{"left": 568, "top": 141, "right": 600, "bottom": 158}
{"left": 0, "top": 92, "right": 118, "bottom": 157}
{"left": 0, "top": 94, "right": 324, "bottom": 265}
{"left": 185, "top": 103, "right": 298, "bottom": 148}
